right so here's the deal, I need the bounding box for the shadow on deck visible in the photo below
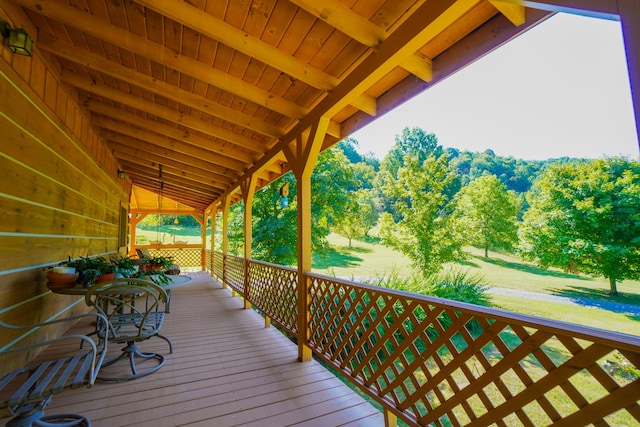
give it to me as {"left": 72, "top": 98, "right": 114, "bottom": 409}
{"left": 42, "top": 272, "right": 384, "bottom": 426}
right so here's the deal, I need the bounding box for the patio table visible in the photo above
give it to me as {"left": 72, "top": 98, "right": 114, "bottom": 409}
{"left": 51, "top": 274, "right": 192, "bottom": 296}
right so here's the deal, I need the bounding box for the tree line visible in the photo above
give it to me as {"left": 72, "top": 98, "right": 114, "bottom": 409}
{"left": 222, "top": 127, "right": 640, "bottom": 297}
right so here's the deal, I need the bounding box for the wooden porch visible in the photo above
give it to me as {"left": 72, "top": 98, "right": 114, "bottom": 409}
{"left": 38, "top": 272, "right": 384, "bottom": 427}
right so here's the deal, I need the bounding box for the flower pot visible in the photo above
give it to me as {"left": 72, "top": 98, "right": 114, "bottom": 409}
{"left": 47, "top": 271, "right": 79, "bottom": 290}
{"left": 96, "top": 273, "right": 115, "bottom": 283}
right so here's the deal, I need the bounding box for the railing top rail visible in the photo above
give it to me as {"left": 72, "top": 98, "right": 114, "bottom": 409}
{"left": 246, "top": 257, "right": 298, "bottom": 273}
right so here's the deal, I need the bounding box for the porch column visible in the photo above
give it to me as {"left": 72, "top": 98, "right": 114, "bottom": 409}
{"left": 240, "top": 176, "right": 257, "bottom": 309}
{"left": 283, "top": 117, "right": 330, "bottom": 362}
{"left": 199, "top": 210, "right": 206, "bottom": 270}
{"left": 209, "top": 205, "right": 217, "bottom": 274}
{"left": 221, "top": 195, "right": 230, "bottom": 289}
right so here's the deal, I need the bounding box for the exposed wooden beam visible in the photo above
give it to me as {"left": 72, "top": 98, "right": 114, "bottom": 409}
{"left": 38, "top": 36, "right": 284, "bottom": 139}
{"left": 11, "top": 0, "right": 308, "bottom": 119}
{"left": 103, "top": 131, "right": 239, "bottom": 184}
{"left": 87, "top": 102, "right": 255, "bottom": 166}
{"left": 489, "top": 0, "right": 526, "bottom": 25}
{"left": 96, "top": 119, "right": 247, "bottom": 175}
{"left": 340, "top": 9, "right": 554, "bottom": 141}
{"left": 521, "top": 0, "right": 620, "bottom": 19}
{"left": 62, "top": 72, "right": 266, "bottom": 153}
{"left": 134, "top": 0, "right": 337, "bottom": 91}
{"left": 118, "top": 160, "right": 225, "bottom": 194}
{"left": 290, "top": 0, "right": 434, "bottom": 83}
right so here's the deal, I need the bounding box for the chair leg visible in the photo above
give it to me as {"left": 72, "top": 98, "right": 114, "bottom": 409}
{"left": 6, "top": 396, "right": 90, "bottom": 427}
{"left": 36, "top": 414, "right": 91, "bottom": 426}
{"left": 97, "top": 342, "right": 166, "bottom": 382}
{"left": 157, "top": 333, "right": 173, "bottom": 354}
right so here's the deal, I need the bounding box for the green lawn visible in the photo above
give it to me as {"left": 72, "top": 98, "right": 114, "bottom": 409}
{"left": 313, "top": 233, "right": 640, "bottom": 335}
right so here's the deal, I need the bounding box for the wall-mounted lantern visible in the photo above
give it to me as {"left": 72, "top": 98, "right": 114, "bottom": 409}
{"left": 0, "top": 20, "right": 33, "bottom": 56}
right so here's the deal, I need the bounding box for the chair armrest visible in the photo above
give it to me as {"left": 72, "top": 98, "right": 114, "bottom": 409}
{"left": 0, "top": 313, "right": 108, "bottom": 384}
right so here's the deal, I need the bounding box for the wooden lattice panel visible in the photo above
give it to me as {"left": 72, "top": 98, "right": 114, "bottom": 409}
{"left": 224, "top": 254, "right": 245, "bottom": 295}
{"left": 148, "top": 248, "right": 202, "bottom": 269}
{"left": 307, "top": 274, "right": 640, "bottom": 427}
{"left": 212, "top": 251, "right": 224, "bottom": 280}
{"left": 204, "top": 250, "right": 212, "bottom": 274}
{"left": 247, "top": 260, "right": 298, "bottom": 335}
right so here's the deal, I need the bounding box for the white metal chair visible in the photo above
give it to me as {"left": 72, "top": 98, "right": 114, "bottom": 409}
{"left": 84, "top": 278, "right": 172, "bottom": 382}
{"left": 0, "top": 313, "right": 108, "bottom": 426}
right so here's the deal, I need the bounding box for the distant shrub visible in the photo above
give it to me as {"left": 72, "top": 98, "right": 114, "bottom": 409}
{"left": 427, "top": 268, "right": 491, "bottom": 307}
{"left": 369, "top": 268, "right": 491, "bottom": 307}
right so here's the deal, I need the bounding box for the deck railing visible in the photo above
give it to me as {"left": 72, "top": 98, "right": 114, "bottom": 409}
{"left": 140, "top": 247, "right": 203, "bottom": 270}
{"left": 207, "top": 250, "right": 640, "bottom": 426}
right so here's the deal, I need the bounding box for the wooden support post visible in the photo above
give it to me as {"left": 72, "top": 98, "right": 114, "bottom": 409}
{"left": 283, "top": 117, "right": 330, "bottom": 362}
{"left": 384, "top": 410, "right": 397, "bottom": 427}
{"left": 199, "top": 210, "right": 207, "bottom": 270}
{"left": 221, "top": 196, "right": 230, "bottom": 289}
{"left": 240, "top": 176, "right": 257, "bottom": 310}
{"left": 209, "top": 205, "right": 218, "bottom": 276}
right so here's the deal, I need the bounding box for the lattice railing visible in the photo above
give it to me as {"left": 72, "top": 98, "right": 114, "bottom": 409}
{"left": 144, "top": 248, "right": 202, "bottom": 270}
{"left": 305, "top": 273, "right": 640, "bottom": 426}
{"left": 212, "top": 250, "right": 223, "bottom": 280}
{"left": 246, "top": 260, "right": 298, "bottom": 335}
{"left": 224, "top": 254, "right": 245, "bottom": 295}
{"left": 204, "top": 249, "right": 212, "bottom": 274}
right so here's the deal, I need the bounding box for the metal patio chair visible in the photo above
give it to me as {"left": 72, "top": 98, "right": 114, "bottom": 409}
{"left": 0, "top": 313, "right": 108, "bottom": 426}
{"left": 84, "top": 278, "right": 172, "bottom": 382}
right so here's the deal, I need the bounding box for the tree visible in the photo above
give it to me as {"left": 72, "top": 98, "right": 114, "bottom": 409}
{"left": 334, "top": 189, "right": 378, "bottom": 246}
{"left": 251, "top": 147, "right": 358, "bottom": 264}
{"left": 455, "top": 174, "right": 520, "bottom": 257}
{"left": 379, "top": 154, "right": 465, "bottom": 277}
{"left": 520, "top": 158, "right": 640, "bottom": 295}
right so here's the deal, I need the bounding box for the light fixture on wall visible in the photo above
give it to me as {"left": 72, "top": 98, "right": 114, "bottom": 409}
{"left": 117, "top": 168, "right": 126, "bottom": 179}
{"left": 0, "top": 20, "right": 33, "bottom": 56}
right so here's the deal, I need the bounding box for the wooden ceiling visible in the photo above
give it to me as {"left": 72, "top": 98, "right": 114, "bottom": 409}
{"left": 4, "top": 0, "right": 557, "bottom": 212}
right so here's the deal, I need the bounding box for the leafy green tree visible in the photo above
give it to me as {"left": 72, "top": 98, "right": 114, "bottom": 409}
{"left": 334, "top": 189, "right": 378, "bottom": 246}
{"left": 455, "top": 174, "right": 520, "bottom": 257}
{"left": 520, "top": 158, "right": 640, "bottom": 295}
{"left": 252, "top": 147, "right": 357, "bottom": 264}
{"left": 382, "top": 127, "right": 442, "bottom": 178}
{"left": 375, "top": 127, "right": 453, "bottom": 221}
{"left": 379, "top": 154, "right": 465, "bottom": 277}
{"left": 337, "top": 137, "right": 362, "bottom": 164}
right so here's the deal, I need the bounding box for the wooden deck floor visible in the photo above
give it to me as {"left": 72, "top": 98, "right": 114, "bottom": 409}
{"left": 38, "top": 272, "right": 384, "bottom": 426}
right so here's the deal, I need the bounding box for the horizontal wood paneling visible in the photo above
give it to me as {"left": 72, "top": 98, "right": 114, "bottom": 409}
{"left": 0, "top": 2, "right": 130, "bottom": 360}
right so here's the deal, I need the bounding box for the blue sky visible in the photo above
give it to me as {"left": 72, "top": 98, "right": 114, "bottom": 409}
{"left": 351, "top": 13, "right": 638, "bottom": 161}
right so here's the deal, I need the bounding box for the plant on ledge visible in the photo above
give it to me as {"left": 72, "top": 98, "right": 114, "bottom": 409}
{"left": 60, "top": 256, "right": 115, "bottom": 287}
{"left": 135, "top": 255, "right": 173, "bottom": 285}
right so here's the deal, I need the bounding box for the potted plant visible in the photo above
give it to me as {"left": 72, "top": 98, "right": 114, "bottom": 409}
{"left": 136, "top": 255, "right": 173, "bottom": 285}
{"left": 111, "top": 255, "right": 138, "bottom": 278}
{"left": 46, "top": 264, "right": 79, "bottom": 290}
{"left": 140, "top": 255, "right": 173, "bottom": 273}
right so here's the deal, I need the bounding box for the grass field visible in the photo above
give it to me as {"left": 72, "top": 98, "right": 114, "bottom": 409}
{"left": 137, "top": 226, "right": 639, "bottom": 334}
{"left": 313, "top": 233, "right": 640, "bottom": 335}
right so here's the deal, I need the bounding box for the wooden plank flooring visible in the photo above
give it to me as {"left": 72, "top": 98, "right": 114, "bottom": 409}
{"left": 32, "top": 272, "right": 384, "bottom": 426}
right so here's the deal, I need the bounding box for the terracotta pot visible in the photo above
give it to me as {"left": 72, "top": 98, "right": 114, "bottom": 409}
{"left": 47, "top": 272, "right": 79, "bottom": 290}
{"left": 96, "top": 273, "right": 115, "bottom": 283}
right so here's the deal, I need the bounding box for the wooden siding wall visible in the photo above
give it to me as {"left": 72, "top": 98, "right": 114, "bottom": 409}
{"left": 0, "top": 5, "right": 130, "bottom": 370}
